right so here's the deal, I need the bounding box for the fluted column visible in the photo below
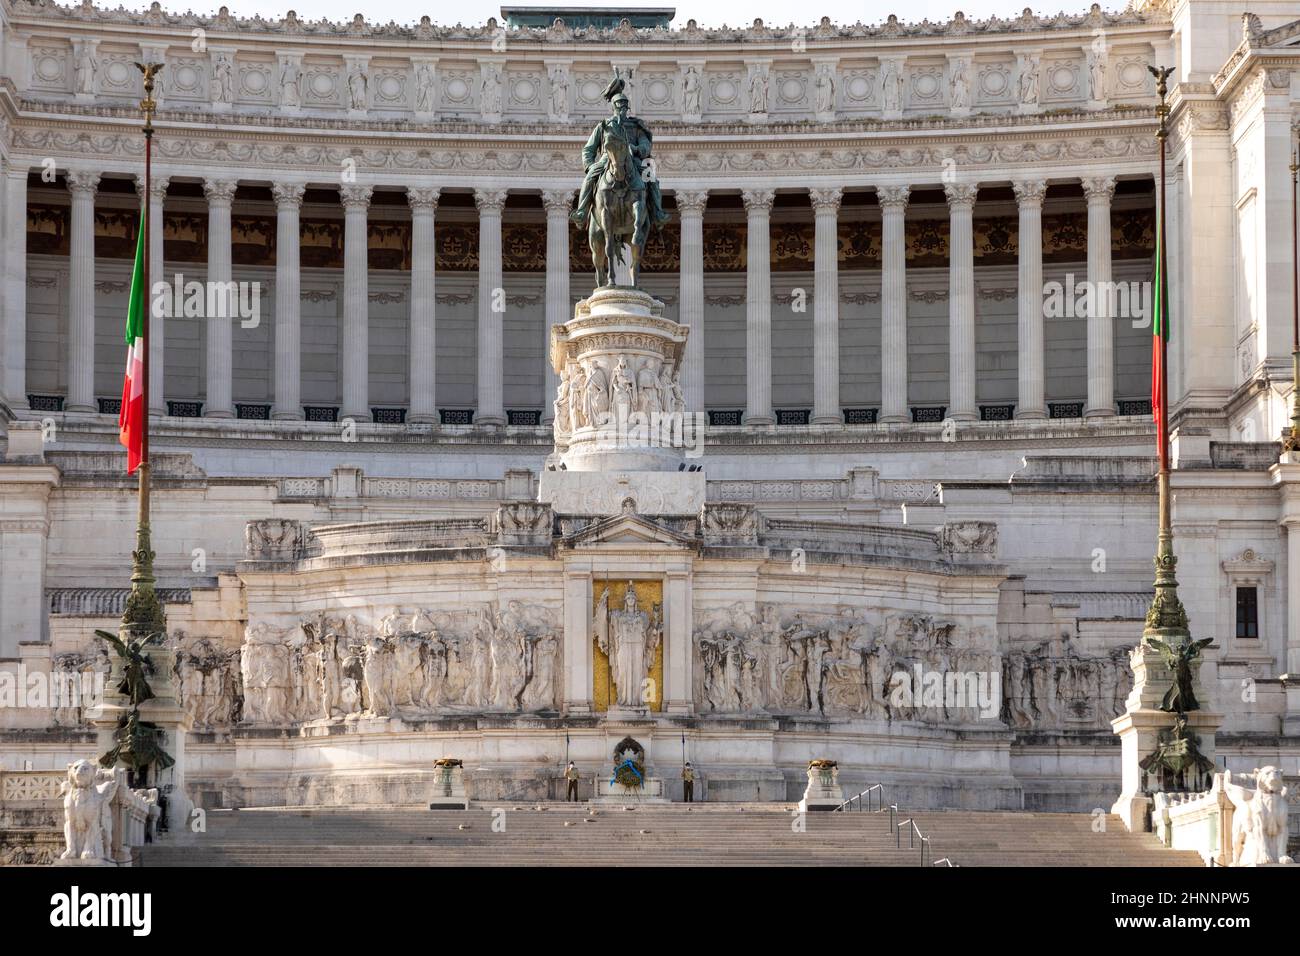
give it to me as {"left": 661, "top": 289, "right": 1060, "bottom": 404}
{"left": 945, "top": 182, "right": 979, "bottom": 422}
{"left": 743, "top": 188, "right": 775, "bottom": 426}
{"left": 1083, "top": 175, "right": 1117, "bottom": 417}
{"left": 271, "top": 182, "right": 305, "bottom": 420}
{"left": 65, "top": 169, "right": 100, "bottom": 414}
{"left": 878, "top": 185, "right": 910, "bottom": 424}
{"left": 1013, "top": 178, "right": 1048, "bottom": 420}
{"left": 202, "top": 178, "right": 236, "bottom": 418}
{"left": 676, "top": 190, "right": 708, "bottom": 413}
{"left": 139, "top": 175, "right": 169, "bottom": 416}
{"left": 811, "top": 186, "right": 843, "bottom": 424}
{"left": 475, "top": 188, "right": 508, "bottom": 427}
{"left": 407, "top": 186, "right": 439, "bottom": 424}
{"left": 542, "top": 189, "right": 572, "bottom": 424}
{"left": 3, "top": 166, "right": 30, "bottom": 411}
{"left": 340, "top": 184, "right": 373, "bottom": 422}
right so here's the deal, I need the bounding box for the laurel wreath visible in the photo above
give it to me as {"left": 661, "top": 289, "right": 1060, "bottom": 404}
{"left": 613, "top": 760, "right": 645, "bottom": 789}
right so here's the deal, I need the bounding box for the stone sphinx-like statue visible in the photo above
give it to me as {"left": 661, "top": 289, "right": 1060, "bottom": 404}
{"left": 60, "top": 759, "right": 119, "bottom": 863}
{"left": 1222, "top": 767, "right": 1292, "bottom": 866}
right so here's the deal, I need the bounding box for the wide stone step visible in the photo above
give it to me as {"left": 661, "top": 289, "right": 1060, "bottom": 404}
{"left": 139, "top": 804, "right": 1204, "bottom": 867}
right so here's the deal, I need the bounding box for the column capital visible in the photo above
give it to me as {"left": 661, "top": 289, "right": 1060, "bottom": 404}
{"left": 271, "top": 182, "right": 307, "bottom": 208}
{"left": 876, "top": 184, "right": 910, "bottom": 209}
{"left": 407, "top": 186, "right": 440, "bottom": 211}
{"left": 340, "top": 184, "right": 373, "bottom": 210}
{"left": 474, "top": 188, "right": 509, "bottom": 214}
{"left": 1012, "top": 178, "right": 1048, "bottom": 206}
{"left": 203, "top": 178, "right": 238, "bottom": 205}
{"left": 541, "top": 188, "right": 574, "bottom": 215}
{"left": 674, "top": 189, "right": 709, "bottom": 215}
{"left": 943, "top": 182, "right": 979, "bottom": 209}
{"left": 135, "top": 174, "right": 170, "bottom": 202}
{"left": 1081, "top": 175, "right": 1116, "bottom": 203}
{"left": 65, "top": 169, "right": 100, "bottom": 196}
{"left": 742, "top": 188, "right": 775, "bottom": 213}
{"left": 809, "top": 186, "right": 843, "bottom": 212}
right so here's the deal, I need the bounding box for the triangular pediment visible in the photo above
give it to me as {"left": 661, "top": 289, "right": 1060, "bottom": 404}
{"left": 566, "top": 512, "right": 694, "bottom": 549}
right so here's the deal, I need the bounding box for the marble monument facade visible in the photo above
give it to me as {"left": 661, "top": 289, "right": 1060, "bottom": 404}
{"left": 1, "top": 1, "right": 1300, "bottom": 817}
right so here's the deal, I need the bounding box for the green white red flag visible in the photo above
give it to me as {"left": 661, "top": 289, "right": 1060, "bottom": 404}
{"left": 118, "top": 210, "right": 146, "bottom": 474}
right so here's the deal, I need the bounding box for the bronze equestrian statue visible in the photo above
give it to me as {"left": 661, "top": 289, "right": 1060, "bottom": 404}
{"left": 570, "top": 73, "right": 669, "bottom": 288}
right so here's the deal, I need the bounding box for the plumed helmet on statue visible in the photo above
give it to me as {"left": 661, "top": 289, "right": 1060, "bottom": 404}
{"left": 601, "top": 69, "right": 626, "bottom": 102}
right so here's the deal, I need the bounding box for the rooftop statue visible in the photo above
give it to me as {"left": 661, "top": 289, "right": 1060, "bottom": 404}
{"left": 570, "top": 71, "right": 669, "bottom": 287}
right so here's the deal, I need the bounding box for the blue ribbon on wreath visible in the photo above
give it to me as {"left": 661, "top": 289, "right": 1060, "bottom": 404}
{"left": 610, "top": 759, "right": 644, "bottom": 786}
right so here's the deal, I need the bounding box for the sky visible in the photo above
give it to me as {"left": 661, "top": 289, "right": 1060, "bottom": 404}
{"left": 184, "top": 1, "right": 1071, "bottom": 27}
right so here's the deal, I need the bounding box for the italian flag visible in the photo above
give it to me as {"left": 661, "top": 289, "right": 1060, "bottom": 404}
{"left": 1151, "top": 212, "right": 1167, "bottom": 464}
{"left": 118, "top": 212, "right": 146, "bottom": 474}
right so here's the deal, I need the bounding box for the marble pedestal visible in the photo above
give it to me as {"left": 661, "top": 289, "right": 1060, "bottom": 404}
{"left": 1110, "top": 640, "right": 1221, "bottom": 833}
{"left": 537, "top": 469, "right": 705, "bottom": 515}
{"left": 595, "top": 778, "right": 668, "bottom": 803}
{"left": 798, "top": 762, "right": 844, "bottom": 812}
{"left": 428, "top": 763, "right": 468, "bottom": 809}
{"left": 549, "top": 287, "right": 692, "bottom": 474}
{"left": 86, "top": 644, "right": 194, "bottom": 834}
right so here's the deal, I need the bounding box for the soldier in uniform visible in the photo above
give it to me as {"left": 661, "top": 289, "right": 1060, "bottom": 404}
{"left": 570, "top": 74, "right": 668, "bottom": 230}
{"left": 681, "top": 761, "right": 696, "bottom": 803}
{"left": 564, "top": 761, "right": 580, "bottom": 802}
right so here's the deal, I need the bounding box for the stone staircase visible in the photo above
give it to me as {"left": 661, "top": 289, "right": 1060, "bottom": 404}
{"left": 139, "top": 803, "right": 1205, "bottom": 867}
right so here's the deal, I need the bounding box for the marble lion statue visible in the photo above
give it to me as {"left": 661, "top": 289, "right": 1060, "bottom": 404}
{"left": 59, "top": 758, "right": 119, "bottom": 862}
{"left": 1222, "top": 766, "right": 1292, "bottom": 866}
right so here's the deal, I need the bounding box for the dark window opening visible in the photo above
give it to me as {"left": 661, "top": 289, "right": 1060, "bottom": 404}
{"left": 1235, "top": 586, "right": 1259, "bottom": 639}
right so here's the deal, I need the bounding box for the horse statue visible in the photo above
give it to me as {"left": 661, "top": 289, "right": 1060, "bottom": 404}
{"left": 588, "top": 123, "right": 650, "bottom": 288}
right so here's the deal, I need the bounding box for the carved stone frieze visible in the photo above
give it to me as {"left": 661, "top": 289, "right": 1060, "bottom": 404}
{"left": 237, "top": 603, "right": 562, "bottom": 724}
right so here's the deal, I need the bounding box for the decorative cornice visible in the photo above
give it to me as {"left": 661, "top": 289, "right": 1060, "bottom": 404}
{"left": 12, "top": 96, "right": 1164, "bottom": 137}
{"left": 4, "top": 115, "right": 1166, "bottom": 199}
{"left": 7, "top": 2, "right": 1170, "bottom": 44}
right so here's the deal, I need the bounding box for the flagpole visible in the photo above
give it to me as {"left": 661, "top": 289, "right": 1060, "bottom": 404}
{"left": 1145, "top": 65, "right": 1189, "bottom": 640}
{"left": 1286, "top": 139, "right": 1299, "bottom": 451}
{"left": 123, "top": 61, "right": 166, "bottom": 639}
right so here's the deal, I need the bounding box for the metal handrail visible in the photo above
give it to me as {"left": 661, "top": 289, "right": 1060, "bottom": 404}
{"left": 895, "top": 817, "right": 934, "bottom": 866}
{"left": 832, "top": 783, "right": 953, "bottom": 867}
{"left": 834, "top": 784, "right": 885, "bottom": 813}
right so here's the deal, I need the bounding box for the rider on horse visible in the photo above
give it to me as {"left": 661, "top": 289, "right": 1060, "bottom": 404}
{"left": 570, "top": 87, "right": 669, "bottom": 230}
